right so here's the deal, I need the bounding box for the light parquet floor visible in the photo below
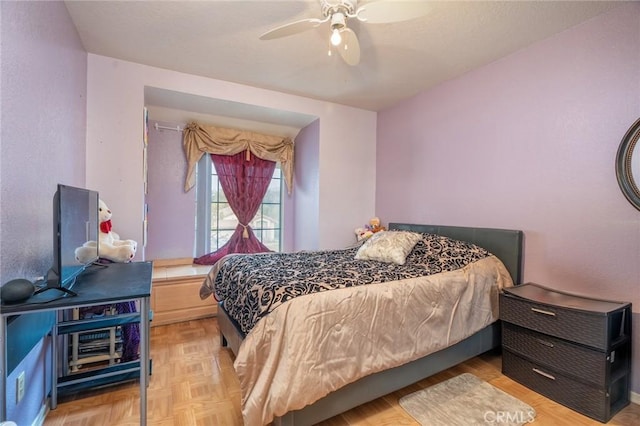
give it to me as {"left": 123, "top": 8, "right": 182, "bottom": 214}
{"left": 44, "top": 317, "right": 640, "bottom": 425}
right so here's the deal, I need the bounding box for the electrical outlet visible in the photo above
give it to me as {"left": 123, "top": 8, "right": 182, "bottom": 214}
{"left": 16, "top": 371, "right": 25, "bottom": 404}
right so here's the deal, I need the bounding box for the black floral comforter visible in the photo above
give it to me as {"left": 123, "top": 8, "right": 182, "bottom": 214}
{"left": 212, "top": 233, "right": 491, "bottom": 334}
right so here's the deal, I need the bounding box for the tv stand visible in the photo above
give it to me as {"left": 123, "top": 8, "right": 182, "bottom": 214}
{"left": 33, "top": 286, "right": 78, "bottom": 297}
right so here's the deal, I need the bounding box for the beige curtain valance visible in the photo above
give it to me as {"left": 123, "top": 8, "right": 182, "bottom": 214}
{"left": 183, "top": 122, "right": 294, "bottom": 194}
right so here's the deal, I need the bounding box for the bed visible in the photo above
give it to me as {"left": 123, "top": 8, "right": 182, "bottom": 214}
{"left": 202, "top": 223, "right": 524, "bottom": 426}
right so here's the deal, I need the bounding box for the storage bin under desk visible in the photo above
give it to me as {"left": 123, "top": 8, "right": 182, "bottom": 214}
{"left": 56, "top": 306, "right": 151, "bottom": 394}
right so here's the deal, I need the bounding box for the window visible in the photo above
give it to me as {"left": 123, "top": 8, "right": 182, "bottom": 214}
{"left": 195, "top": 154, "right": 282, "bottom": 255}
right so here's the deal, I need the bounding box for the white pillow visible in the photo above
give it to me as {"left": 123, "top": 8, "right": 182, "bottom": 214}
{"left": 354, "top": 231, "right": 422, "bottom": 265}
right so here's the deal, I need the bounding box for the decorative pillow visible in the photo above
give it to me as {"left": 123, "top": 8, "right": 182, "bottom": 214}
{"left": 354, "top": 231, "right": 422, "bottom": 265}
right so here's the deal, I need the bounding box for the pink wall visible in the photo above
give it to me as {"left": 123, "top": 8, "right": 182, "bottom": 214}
{"left": 144, "top": 123, "right": 196, "bottom": 259}
{"left": 377, "top": 3, "right": 640, "bottom": 393}
{"left": 1, "top": 1, "right": 87, "bottom": 423}
{"left": 1, "top": 0, "right": 87, "bottom": 282}
{"left": 292, "top": 119, "right": 320, "bottom": 250}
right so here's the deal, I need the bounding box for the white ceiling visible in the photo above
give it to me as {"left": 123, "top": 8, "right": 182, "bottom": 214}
{"left": 65, "top": 0, "right": 621, "bottom": 121}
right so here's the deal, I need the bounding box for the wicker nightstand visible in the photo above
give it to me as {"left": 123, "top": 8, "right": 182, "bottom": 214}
{"left": 499, "top": 283, "right": 632, "bottom": 423}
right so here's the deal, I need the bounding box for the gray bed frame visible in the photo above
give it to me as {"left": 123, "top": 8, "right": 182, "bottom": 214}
{"left": 216, "top": 223, "right": 524, "bottom": 426}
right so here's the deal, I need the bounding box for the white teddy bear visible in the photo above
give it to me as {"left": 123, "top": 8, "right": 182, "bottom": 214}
{"left": 75, "top": 199, "right": 137, "bottom": 263}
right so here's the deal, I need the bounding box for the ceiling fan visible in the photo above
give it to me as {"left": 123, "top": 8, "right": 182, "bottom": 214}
{"left": 259, "top": 0, "right": 430, "bottom": 66}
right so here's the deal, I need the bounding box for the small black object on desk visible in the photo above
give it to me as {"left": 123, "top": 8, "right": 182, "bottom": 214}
{"left": 0, "top": 279, "right": 36, "bottom": 304}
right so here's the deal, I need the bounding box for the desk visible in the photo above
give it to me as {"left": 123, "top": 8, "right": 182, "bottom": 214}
{"left": 0, "top": 261, "right": 152, "bottom": 424}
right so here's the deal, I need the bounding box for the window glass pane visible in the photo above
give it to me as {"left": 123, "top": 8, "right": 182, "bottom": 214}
{"left": 272, "top": 165, "right": 281, "bottom": 179}
{"left": 210, "top": 175, "right": 219, "bottom": 201}
{"left": 250, "top": 214, "right": 262, "bottom": 229}
{"left": 210, "top": 231, "right": 218, "bottom": 252}
{"left": 253, "top": 228, "right": 262, "bottom": 242}
{"left": 218, "top": 229, "right": 235, "bottom": 248}
{"left": 218, "top": 203, "right": 237, "bottom": 229}
{"left": 261, "top": 204, "right": 280, "bottom": 229}
{"left": 263, "top": 179, "right": 281, "bottom": 203}
{"left": 210, "top": 203, "right": 219, "bottom": 230}
{"left": 218, "top": 183, "right": 228, "bottom": 202}
{"left": 264, "top": 230, "right": 280, "bottom": 251}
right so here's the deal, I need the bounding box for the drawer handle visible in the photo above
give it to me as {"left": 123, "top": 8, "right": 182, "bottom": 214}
{"left": 536, "top": 338, "right": 554, "bottom": 348}
{"left": 531, "top": 307, "right": 556, "bottom": 316}
{"left": 532, "top": 368, "right": 556, "bottom": 380}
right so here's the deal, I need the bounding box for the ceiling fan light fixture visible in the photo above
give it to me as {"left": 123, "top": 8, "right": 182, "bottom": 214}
{"left": 330, "top": 28, "right": 342, "bottom": 46}
{"left": 260, "top": 0, "right": 428, "bottom": 66}
{"left": 329, "top": 11, "right": 346, "bottom": 46}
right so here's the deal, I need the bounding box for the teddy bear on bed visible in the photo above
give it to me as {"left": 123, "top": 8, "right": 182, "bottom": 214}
{"left": 354, "top": 217, "right": 387, "bottom": 241}
{"left": 75, "top": 199, "right": 137, "bottom": 263}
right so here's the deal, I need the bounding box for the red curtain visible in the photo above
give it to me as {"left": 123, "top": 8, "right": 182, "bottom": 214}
{"left": 194, "top": 151, "right": 276, "bottom": 265}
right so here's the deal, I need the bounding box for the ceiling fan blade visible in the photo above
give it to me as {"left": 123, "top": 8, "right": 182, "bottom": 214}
{"left": 356, "top": 0, "right": 430, "bottom": 24}
{"left": 338, "top": 28, "right": 360, "bottom": 66}
{"left": 259, "top": 18, "right": 325, "bottom": 40}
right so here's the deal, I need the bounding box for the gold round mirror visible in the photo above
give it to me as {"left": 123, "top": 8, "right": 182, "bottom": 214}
{"left": 616, "top": 117, "right": 640, "bottom": 211}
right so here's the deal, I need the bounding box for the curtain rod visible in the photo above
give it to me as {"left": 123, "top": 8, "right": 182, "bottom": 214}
{"left": 154, "top": 123, "right": 183, "bottom": 132}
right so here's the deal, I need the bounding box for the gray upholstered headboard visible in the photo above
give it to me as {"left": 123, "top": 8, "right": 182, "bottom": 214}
{"left": 388, "top": 223, "right": 524, "bottom": 285}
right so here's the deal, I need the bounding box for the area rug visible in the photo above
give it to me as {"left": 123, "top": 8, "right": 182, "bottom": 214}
{"left": 399, "top": 373, "right": 536, "bottom": 426}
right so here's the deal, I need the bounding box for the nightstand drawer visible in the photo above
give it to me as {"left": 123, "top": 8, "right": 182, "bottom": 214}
{"left": 503, "top": 350, "right": 629, "bottom": 423}
{"left": 500, "top": 288, "right": 629, "bottom": 350}
{"left": 502, "top": 322, "right": 629, "bottom": 386}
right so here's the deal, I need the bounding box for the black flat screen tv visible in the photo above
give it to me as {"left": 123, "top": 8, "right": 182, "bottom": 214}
{"left": 36, "top": 184, "right": 99, "bottom": 297}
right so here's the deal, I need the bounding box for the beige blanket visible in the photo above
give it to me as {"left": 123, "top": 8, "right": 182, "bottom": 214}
{"left": 233, "top": 255, "right": 513, "bottom": 425}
